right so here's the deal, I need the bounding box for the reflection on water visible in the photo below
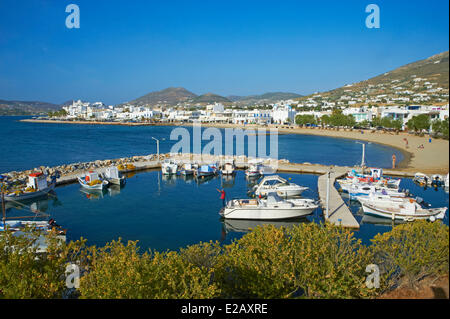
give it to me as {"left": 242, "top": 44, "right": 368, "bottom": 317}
{"left": 360, "top": 214, "right": 406, "bottom": 227}
{"left": 5, "top": 193, "right": 61, "bottom": 221}
{"left": 221, "top": 217, "right": 310, "bottom": 237}
{"left": 80, "top": 183, "right": 127, "bottom": 200}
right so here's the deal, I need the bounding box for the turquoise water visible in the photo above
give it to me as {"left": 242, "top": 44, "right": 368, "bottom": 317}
{"left": 1, "top": 116, "right": 447, "bottom": 251}
{"left": 0, "top": 116, "right": 402, "bottom": 173}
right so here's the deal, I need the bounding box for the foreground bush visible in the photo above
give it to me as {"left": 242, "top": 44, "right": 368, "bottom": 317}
{"left": 215, "top": 223, "right": 375, "bottom": 299}
{"left": 1, "top": 221, "right": 448, "bottom": 299}
{"left": 371, "top": 220, "right": 449, "bottom": 291}
{"left": 0, "top": 228, "right": 86, "bottom": 298}
{"left": 78, "top": 239, "right": 220, "bottom": 298}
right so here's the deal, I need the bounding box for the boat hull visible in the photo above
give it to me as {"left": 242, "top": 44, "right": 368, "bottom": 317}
{"left": 220, "top": 206, "right": 316, "bottom": 220}
{"left": 3, "top": 182, "right": 56, "bottom": 202}
{"left": 78, "top": 177, "right": 108, "bottom": 190}
{"left": 361, "top": 203, "right": 447, "bottom": 221}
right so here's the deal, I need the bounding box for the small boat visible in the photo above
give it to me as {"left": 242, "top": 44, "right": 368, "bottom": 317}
{"left": 161, "top": 159, "right": 178, "bottom": 175}
{"left": 445, "top": 173, "right": 449, "bottom": 188}
{"left": 2, "top": 172, "right": 57, "bottom": 202}
{"left": 413, "top": 172, "right": 430, "bottom": 185}
{"left": 252, "top": 175, "right": 308, "bottom": 197}
{"left": 219, "top": 192, "right": 318, "bottom": 220}
{"left": 220, "top": 159, "right": 236, "bottom": 175}
{"left": 245, "top": 160, "right": 263, "bottom": 177}
{"left": 197, "top": 163, "right": 218, "bottom": 177}
{"left": 179, "top": 162, "right": 195, "bottom": 176}
{"left": 103, "top": 166, "right": 126, "bottom": 186}
{"left": 348, "top": 184, "right": 408, "bottom": 200}
{"left": 361, "top": 198, "right": 447, "bottom": 222}
{"left": 430, "top": 174, "right": 444, "bottom": 187}
{"left": 1, "top": 220, "right": 66, "bottom": 253}
{"left": 77, "top": 171, "right": 109, "bottom": 190}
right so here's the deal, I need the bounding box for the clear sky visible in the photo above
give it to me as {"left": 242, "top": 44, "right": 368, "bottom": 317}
{"left": 0, "top": 0, "right": 448, "bottom": 105}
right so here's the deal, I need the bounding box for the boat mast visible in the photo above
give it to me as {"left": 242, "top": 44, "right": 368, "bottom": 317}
{"left": 361, "top": 143, "right": 366, "bottom": 168}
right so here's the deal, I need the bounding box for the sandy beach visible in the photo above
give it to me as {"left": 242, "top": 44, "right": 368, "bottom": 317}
{"left": 20, "top": 118, "right": 449, "bottom": 174}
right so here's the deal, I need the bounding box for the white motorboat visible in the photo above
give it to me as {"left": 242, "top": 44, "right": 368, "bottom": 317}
{"left": 77, "top": 171, "right": 109, "bottom": 190}
{"left": 161, "top": 159, "right": 178, "bottom": 175}
{"left": 103, "top": 166, "right": 126, "bottom": 186}
{"left": 361, "top": 198, "right": 447, "bottom": 222}
{"left": 348, "top": 184, "right": 407, "bottom": 200}
{"left": 179, "top": 162, "right": 195, "bottom": 176}
{"left": 219, "top": 193, "right": 318, "bottom": 220}
{"left": 252, "top": 175, "right": 308, "bottom": 197}
{"left": 2, "top": 172, "right": 57, "bottom": 202}
{"left": 445, "top": 173, "right": 449, "bottom": 188}
{"left": 245, "top": 160, "right": 263, "bottom": 177}
{"left": 221, "top": 159, "right": 236, "bottom": 175}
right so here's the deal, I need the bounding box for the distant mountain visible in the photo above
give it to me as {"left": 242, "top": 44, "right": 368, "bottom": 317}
{"left": 229, "top": 92, "right": 303, "bottom": 105}
{"left": 192, "top": 93, "right": 232, "bottom": 104}
{"left": 128, "top": 87, "right": 197, "bottom": 106}
{"left": 0, "top": 99, "right": 60, "bottom": 115}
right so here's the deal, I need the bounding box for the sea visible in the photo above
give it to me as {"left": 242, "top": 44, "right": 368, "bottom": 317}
{"left": 1, "top": 116, "right": 448, "bottom": 250}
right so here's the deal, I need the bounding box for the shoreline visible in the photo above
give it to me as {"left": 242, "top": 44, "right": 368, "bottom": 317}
{"left": 19, "top": 118, "right": 449, "bottom": 174}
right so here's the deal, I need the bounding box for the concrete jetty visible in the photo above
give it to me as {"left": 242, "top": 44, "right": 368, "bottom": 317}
{"left": 317, "top": 169, "right": 360, "bottom": 229}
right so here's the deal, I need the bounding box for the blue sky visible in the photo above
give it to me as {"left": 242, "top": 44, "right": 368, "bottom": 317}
{"left": 0, "top": 0, "right": 448, "bottom": 105}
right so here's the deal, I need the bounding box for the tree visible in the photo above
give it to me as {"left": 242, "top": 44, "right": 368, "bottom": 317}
{"left": 407, "top": 114, "right": 430, "bottom": 132}
{"left": 295, "top": 114, "right": 317, "bottom": 126}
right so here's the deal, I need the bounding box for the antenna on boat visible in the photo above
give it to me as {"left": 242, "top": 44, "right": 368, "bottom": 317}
{"left": 355, "top": 142, "right": 366, "bottom": 171}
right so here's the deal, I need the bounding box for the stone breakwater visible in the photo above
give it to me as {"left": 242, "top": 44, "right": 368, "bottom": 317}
{"left": 1, "top": 153, "right": 293, "bottom": 186}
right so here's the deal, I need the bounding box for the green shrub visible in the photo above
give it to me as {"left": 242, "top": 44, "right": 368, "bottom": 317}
{"left": 78, "top": 239, "right": 220, "bottom": 299}
{"left": 215, "top": 224, "right": 375, "bottom": 299}
{"left": 371, "top": 220, "right": 449, "bottom": 290}
{"left": 0, "top": 227, "right": 86, "bottom": 298}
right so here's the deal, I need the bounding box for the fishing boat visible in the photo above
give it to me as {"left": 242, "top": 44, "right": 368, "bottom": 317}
{"left": 197, "top": 163, "right": 218, "bottom": 177}
{"left": 77, "top": 171, "right": 109, "bottom": 190}
{"left": 179, "top": 162, "right": 195, "bottom": 176}
{"left": 2, "top": 172, "right": 57, "bottom": 202}
{"left": 348, "top": 184, "right": 408, "bottom": 200}
{"left": 413, "top": 172, "right": 430, "bottom": 185}
{"left": 252, "top": 175, "right": 308, "bottom": 197}
{"left": 245, "top": 160, "right": 263, "bottom": 177}
{"left": 161, "top": 159, "right": 178, "bottom": 175}
{"left": 220, "top": 159, "right": 236, "bottom": 175}
{"left": 219, "top": 192, "right": 318, "bottom": 220}
{"left": 103, "top": 166, "right": 126, "bottom": 186}
{"left": 445, "top": 173, "right": 449, "bottom": 189}
{"left": 361, "top": 197, "right": 447, "bottom": 222}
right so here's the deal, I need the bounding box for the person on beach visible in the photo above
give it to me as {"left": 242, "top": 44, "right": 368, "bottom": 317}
{"left": 217, "top": 188, "right": 226, "bottom": 207}
{"left": 392, "top": 154, "right": 396, "bottom": 168}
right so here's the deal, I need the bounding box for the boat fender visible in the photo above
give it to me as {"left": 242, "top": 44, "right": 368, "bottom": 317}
{"left": 429, "top": 216, "right": 436, "bottom": 222}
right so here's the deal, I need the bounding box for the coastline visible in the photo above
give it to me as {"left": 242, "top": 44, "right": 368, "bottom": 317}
{"left": 19, "top": 118, "right": 449, "bottom": 174}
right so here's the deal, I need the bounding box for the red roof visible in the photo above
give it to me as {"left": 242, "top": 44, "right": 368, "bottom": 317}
{"left": 29, "top": 172, "right": 43, "bottom": 177}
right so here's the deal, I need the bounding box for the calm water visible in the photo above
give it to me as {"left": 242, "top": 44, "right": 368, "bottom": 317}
{"left": 1, "top": 116, "right": 447, "bottom": 251}
{"left": 0, "top": 116, "right": 403, "bottom": 173}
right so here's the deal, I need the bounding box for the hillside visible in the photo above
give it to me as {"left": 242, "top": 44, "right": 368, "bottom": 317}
{"left": 129, "top": 87, "right": 197, "bottom": 106}
{"left": 231, "top": 92, "right": 303, "bottom": 105}
{"left": 192, "top": 93, "right": 231, "bottom": 104}
{"left": 296, "top": 51, "right": 449, "bottom": 106}
{"left": 0, "top": 99, "right": 60, "bottom": 115}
